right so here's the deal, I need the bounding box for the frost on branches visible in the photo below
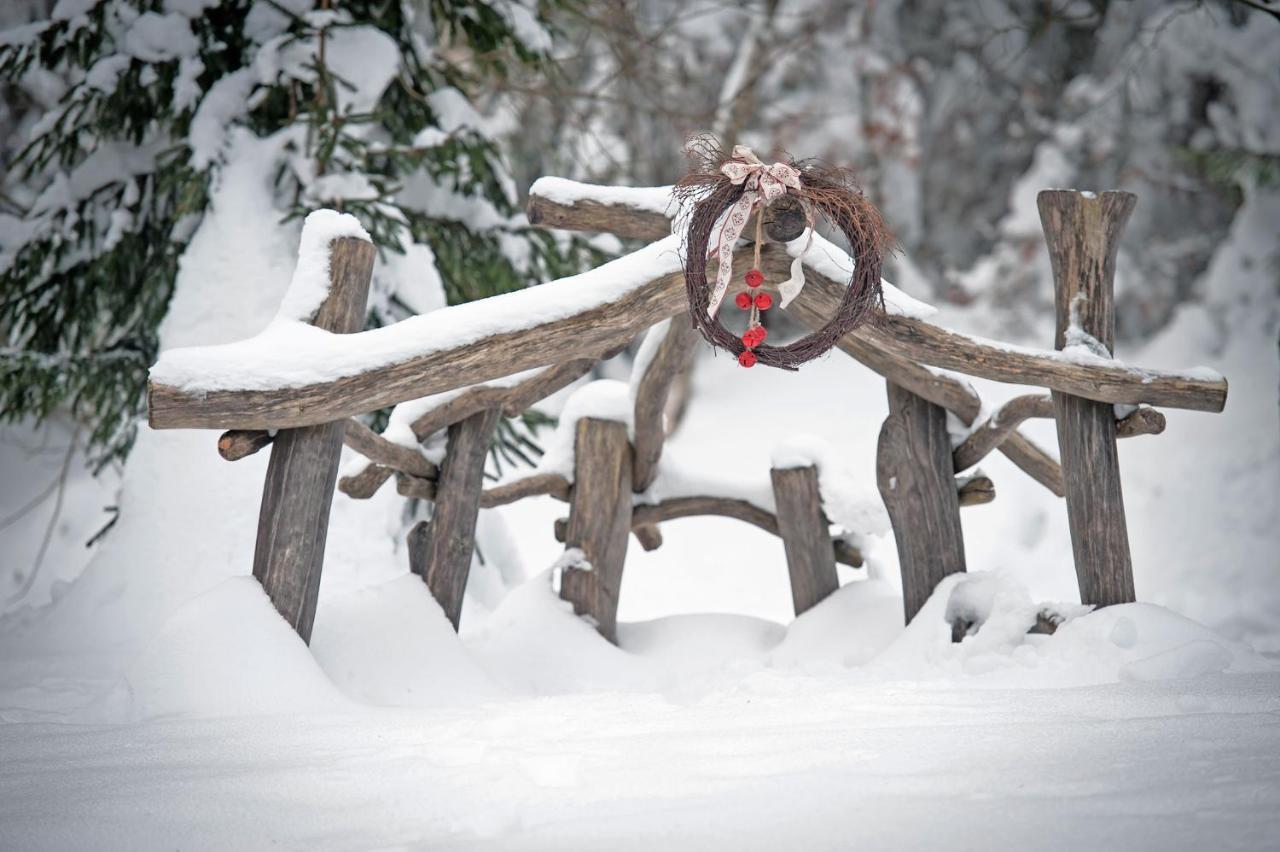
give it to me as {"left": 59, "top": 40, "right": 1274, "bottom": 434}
{"left": 0, "top": 0, "right": 598, "bottom": 467}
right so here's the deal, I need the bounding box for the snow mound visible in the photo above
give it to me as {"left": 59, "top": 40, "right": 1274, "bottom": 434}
{"left": 466, "top": 570, "right": 658, "bottom": 694}
{"left": 869, "top": 573, "right": 1276, "bottom": 688}
{"left": 310, "top": 574, "right": 504, "bottom": 708}
{"left": 770, "top": 578, "right": 904, "bottom": 671}
{"left": 124, "top": 578, "right": 349, "bottom": 720}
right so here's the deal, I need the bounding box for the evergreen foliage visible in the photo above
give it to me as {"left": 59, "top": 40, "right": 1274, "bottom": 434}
{"left": 1, "top": 0, "right": 597, "bottom": 470}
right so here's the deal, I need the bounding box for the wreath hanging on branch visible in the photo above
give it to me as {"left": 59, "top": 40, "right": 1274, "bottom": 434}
{"left": 674, "top": 137, "right": 894, "bottom": 369}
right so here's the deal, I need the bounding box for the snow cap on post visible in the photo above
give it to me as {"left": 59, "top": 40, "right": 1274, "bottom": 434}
{"left": 276, "top": 209, "right": 373, "bottom": 324}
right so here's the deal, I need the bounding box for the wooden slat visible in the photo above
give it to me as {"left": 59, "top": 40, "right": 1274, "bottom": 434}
{"left": 877, "top": 381, "right": 968, "bottom": 623}
{"left": 252, "top": 236, "right": 376, "bottom": 643}
{"left": 1039, "top": 189, "right": 1137, "bottom": 608}
{"left": 559, "top": 418, "right": 633, "bottom": 641}
{"left": 770, "top": 465, "right": 839, "bottom": 616}
{"left": 406, "top": 407, "right": 501, "bottom": 630}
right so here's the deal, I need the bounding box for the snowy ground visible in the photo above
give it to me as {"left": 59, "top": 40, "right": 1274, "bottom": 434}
{"left": 1, "top": 176, "right": 1277, "bottom": 847}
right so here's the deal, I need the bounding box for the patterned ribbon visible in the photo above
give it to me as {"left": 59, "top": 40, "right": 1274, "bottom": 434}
{"left": 707, "top": 145, "right": 812, "bottom": 314}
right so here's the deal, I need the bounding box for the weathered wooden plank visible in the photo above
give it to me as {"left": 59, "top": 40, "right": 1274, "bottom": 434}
{"left": 253, "top": 236, "right": 375, "bottom": 643}
{"left": 559, "top": 418, "right": 633, "bottom": 641}
{"left": 632, "top": 316, "right": 700, "bottom": 491}
{"left": 529, "top": 189, "right": 1228, "bottom": 412}
{"left": 1039, "top": 189, "right": 1137, "bottom": 608}
{"left": 876, "top": 381, "right": 968, "bottom": 623}
{"left": 770, "top": 465, "right": 840, "bottom": 616}
{"left": 406, "top": 407, "right": 501, "bottom": 631}
{"left": 148, "top": 241, "right": 1225, "bottom": 431}
{"left": 783, "top": 258, "right": 1066, "bottom": 495}
{"left": 527, "top": 193, "right": 673, "bottom": 242}
{"left": 147, "top": 250, "right": 711, "bottom": 430}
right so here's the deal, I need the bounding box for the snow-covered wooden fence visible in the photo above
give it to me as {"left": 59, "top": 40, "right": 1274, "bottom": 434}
{"left": 146, "top": 183, "right": 1225, "bottom": 646}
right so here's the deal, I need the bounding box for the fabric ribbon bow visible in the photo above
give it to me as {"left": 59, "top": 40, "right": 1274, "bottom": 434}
{"left": 708, "top": 145, "right": 814, "bottom": 314}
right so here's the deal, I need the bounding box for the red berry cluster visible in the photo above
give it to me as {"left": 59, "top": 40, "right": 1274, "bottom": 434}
{"left": 736, "top": 267, "right": 771, "bottom": 368}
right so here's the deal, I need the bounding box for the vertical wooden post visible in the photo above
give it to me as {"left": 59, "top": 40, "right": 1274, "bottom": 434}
{"left": 876, "top": 381, "right": 967, "bottom": 623}
{"left": 1038, "top": 189, "right": 1137, "bottom": 608}
{"left": 253, "top": 236, "right": 375, "bottom": 643}
{"left": 770, "top": 464, "right": 839, "bottom": 616}
{"left": 559, "top": 418, "right": 632, "bottom": 641}
{"left": 406, "top": 407, "right": 500, "bottom": 630}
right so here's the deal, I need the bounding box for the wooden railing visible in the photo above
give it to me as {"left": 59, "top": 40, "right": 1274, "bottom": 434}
{"left": 146, "top": 180, "right": 1226, "bottom": 645}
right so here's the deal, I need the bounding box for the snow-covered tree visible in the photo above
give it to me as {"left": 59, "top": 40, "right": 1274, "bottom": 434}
{"left": 0, "top": 0, "right": 594, "bottom": 468}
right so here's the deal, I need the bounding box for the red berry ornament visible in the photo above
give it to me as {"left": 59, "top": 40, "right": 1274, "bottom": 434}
{"left": 744, "top": 268, "right": 764, "bottom": 288}
{"left": 752, "top": 325, "right": 768, "bottom": 344}
{"left": 755, "top": 292, "right": 773, "bottom": 310}
{"left": 734, "top": 292, "right": 752, "bottom": 310}
{"left": 738, "top": 350, "right": 757, "bottom": 368}
{"left": 741, "top": 332, "right": 756, "bottom": 349}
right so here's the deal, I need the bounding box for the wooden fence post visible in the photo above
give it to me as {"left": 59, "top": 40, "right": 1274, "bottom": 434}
{"left": 559, "top": 418, "right": 632, "bottom": 641}
{"left": 253, "top": 236, "right": 375, "bottom": 643}
{"left": 406, "top": 407, "right": 500, "bottom": 630}
{"left": 877, "top": 381, "right": 967, "bottom": 623}
{"left": 1038, "top": 190, "right": 1137, "bottom": 608}
{"left": 770, "top": 464, "right": 839, "bottom": 616}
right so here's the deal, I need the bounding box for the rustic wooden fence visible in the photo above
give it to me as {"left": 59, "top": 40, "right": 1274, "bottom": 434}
{"left": 148, "top": 184, "right": 1225, "bottom": 645}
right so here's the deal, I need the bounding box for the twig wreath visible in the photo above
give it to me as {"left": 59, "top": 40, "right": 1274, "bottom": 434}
{"left": 675, "top": 136, "right": 893, "bottom": 369}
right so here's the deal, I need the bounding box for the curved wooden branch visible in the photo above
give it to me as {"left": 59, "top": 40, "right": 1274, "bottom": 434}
{"left": 953, "top": 394, "right": 1054, "bottom": 473}
{"left": 412, "top": 358, "right": 597, "bottom": 440}
{"left": 631, "top": 317, "right": 700, "bottom": 491}
{"left": 344, "top": 420, "right": 438, "bottom": 479}
{"left": 530, "top": 185, "right": 1227, "bottom": 412}
{"left": 149, "top": 240, "right": 707, "bottom": 430}
{"left": 338, "top": 463, "right": 393, "bottom": 499}
{"left": 558, "top": 496, "right": 866, "bottom": 568}
{"left": 479, "top": 472, "right": 570, "bottom": 508}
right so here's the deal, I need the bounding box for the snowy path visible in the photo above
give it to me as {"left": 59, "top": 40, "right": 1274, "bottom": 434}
{"left": 2, "top": 672, "right": 1278, "bottom": 850}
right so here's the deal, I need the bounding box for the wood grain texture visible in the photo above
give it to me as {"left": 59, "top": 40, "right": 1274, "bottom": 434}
{"left": 560, "top": 496, "right": 865, "bottom": 568}
{"left": 411, "top": 358, "right": 597, "bottom": 440}
{"left": 407, "top": 407, "right": 501, "bottom": 631}
{"left": 1039, "top": 189, "right": 1137, "bottom": 608}
{"left": 218, "top": 429, "right": 274, "bottom": 461}
{"left": 526, "top": 195, "right": 672, "bottom": 242}
{"left": 147, "top": 252, "right": 715, "bottom": 429}
{"left": 770, "top": 465, "right": 840, "bottom": 616}
{"left": 528, "top": 189, "right": 1227, "bottom": 411}
{"left": 252, "top": 236, "right": 376, "bottom": 643}
{"left": 877, "top": 382, "right": 968, "bottom": 624}
{"left": 631, "top": 316, "right": 700, "bottom": 491}
{"left": 149, "top": 241, "right": 1224, "bottom": 432}
{"left": 953, "top": 394, "right": 1054, "bottom": 472}
{"left": 338, "top": 463, "right": 393, "bottom": 499}
{"left": 559, "top": 418, "right": 633, "bottom": 641}
{"left": 956, "top": 474, "right": 996, "bottom": 506}
{"left": 783, "top": 257, "right": 1067, "bottom": 496}
{"left": 343, "top": 419, "right": 438, "bottom": 479}
{"left": 479, "top": 472, "right": 571, "bottom": 508}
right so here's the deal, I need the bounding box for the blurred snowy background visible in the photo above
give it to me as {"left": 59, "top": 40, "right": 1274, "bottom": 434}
{"left": 0, "top": 2, "right": 1277, "bottom": 847}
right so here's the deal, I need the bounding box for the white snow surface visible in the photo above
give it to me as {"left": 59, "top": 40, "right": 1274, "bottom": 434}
{"left": 2, "top": 168, "right": 1279, "bottom": 847}
{"left": 149, "top": 234, "right": 686, "bottom": 392}
{"left": 275, "top": 209, "right": 371, "bottom": 323}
